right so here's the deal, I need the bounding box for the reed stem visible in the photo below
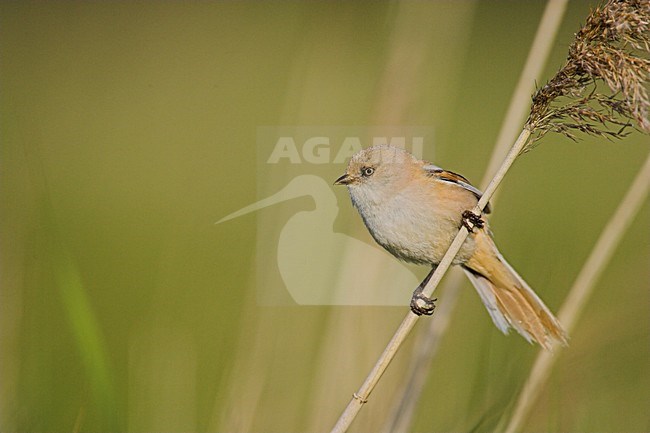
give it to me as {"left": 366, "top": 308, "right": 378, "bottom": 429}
{"left": 504, "top": 150, "right": 650, "bottom": 433}
{"left": 331, "top": 128, "right": 532, "bottom": 433}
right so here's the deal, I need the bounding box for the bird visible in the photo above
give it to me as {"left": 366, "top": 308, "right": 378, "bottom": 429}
{"left": 334, "top": 144, "right": 567, "bottom": 350}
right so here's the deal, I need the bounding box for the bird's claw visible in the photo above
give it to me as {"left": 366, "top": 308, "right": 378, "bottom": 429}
{"left": 410, "top": 288, "right": 437, "bottom": 316}
{"left": 461, "top": 210, "right": 484, "bottom": 232}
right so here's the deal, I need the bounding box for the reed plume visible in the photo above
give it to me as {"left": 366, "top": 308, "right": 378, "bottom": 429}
{"left": 526, "top": 0, "right": 650, "bottom": 146}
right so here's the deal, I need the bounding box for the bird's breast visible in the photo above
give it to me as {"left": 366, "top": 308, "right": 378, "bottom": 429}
{"left": 350, "top": 187, "right": 476, "bottom": 265}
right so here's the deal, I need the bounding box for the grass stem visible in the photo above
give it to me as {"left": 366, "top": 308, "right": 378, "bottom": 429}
{"left": 381, "top": 1, "right": 569, "bottom": 430}
{"left": 331, "top": 128, "right": 532, "bottom": 433}
{"left": 504, "top": 150, "right": 650, "bottom": 433}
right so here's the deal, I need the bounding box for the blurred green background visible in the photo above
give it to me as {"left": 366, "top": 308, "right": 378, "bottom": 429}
{"left": 1, "top": 1, "right": 648, "bottom": 432}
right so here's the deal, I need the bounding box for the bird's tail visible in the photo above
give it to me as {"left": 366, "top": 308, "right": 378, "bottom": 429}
{"left": 463, "top": 229, "right": 568, "bottom": 350}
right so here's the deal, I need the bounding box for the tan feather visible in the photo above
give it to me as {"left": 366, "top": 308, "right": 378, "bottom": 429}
{"left": 464, "top": 229, "right": 568, "bottom": 350}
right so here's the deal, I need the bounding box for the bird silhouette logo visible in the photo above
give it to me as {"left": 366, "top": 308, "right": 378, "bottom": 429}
{"left": 217, "top": 174, "right": 419, "bottom": 305}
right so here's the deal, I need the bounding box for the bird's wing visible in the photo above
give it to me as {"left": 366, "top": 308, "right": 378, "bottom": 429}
{"left": 423, "top": 164, "right": 491, "bottom": 213}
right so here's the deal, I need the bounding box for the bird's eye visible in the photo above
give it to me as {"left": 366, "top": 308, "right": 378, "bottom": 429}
{"left": 361, "top": 167, "right": 375, "bottom": 177}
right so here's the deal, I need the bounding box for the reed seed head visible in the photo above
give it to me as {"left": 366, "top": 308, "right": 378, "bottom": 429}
{"left": 526, "top": 0, "right": 650, "bottom": 149}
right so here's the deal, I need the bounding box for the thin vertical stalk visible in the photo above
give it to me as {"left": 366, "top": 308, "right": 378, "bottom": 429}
{"left": 380, "top": 269, "right": 465, "bottom": 433}
{"left": 381, "top": 2, "right": 569, "bottom": 430}
{"left": 504, "top": 150, "right": 650, "bottom": 433}
{"left": 330, "top": 128, "right": 532, "bottom": 433}
{"left": 482, "top": 0, "right": 569, "bottom": 185}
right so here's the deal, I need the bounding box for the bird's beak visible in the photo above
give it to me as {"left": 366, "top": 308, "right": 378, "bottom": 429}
{"left": 334, "top": 173, "right": 353, "bottom": 185}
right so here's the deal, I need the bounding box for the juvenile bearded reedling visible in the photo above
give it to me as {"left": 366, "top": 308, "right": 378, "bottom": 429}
{"left": 335, "top": 145, "right": 567, "bottom": 350}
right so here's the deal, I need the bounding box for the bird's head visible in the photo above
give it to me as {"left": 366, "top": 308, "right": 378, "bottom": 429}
{"left": 334, "top": 144, "right": 418, "bottom": 188}
{"left": 334, "top": 145, "right": 422, "bottom": 208}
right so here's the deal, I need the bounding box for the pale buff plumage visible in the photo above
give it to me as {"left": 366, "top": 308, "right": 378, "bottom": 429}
{"left": 335, "top": 145, "right": 567, "bottom": 350}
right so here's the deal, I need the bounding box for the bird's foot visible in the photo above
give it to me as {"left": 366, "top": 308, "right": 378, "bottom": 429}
{"left": 410, "top": 286, "right": 437, "bottom": 316}
{"left": 461, "top": 210, "right": 484, "bottom": 232}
